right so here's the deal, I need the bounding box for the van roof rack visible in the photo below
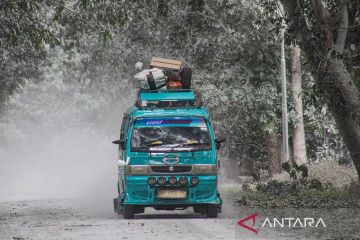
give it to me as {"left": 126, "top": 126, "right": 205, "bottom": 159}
{"left": 138, "top": 89, "right": 195, "bottom": 101}
{"left": 135, "top": 89, "right": 199, "bottom": 109}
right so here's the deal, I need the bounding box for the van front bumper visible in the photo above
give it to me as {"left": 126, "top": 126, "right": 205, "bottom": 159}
{"left": 120, "top": 175, "right": 221, "bottom": 205}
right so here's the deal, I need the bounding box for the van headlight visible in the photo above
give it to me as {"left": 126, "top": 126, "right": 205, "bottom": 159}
{"left": 194, "top": 164, "right": 217, "bottom": 175}
{"left": 125, "top": 165, "right": 149, "bottom": 175}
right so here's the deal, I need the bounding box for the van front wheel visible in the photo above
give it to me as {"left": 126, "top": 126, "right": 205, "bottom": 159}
{"left": 207, "top": 204, "right": 218, "bottom": 218}
{"left": 123, "top": 204, "right": 134, "bottom": 219}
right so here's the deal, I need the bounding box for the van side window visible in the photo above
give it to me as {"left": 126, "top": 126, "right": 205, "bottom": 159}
{"left": 124, "top": 117, "right": 131, "bottom": 134}
{"left": 119, "top": 115, "right": 127, "bottom": 142}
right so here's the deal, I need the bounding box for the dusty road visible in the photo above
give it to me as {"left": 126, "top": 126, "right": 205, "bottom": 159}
{"left": 1, "top": 198, "right": 360, "bottom": 240}
{"left": 0, "top": 199, "right": 238, "bottom": 240}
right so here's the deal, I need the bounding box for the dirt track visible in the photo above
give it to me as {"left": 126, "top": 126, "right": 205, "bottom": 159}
{"left": 1, "top": 198, "right": 360, "bottom": 240}
{"left": 0, "top": 199, "right": 237, "bottom": 240}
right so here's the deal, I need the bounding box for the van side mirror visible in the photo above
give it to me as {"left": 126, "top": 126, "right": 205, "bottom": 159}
{"left": 112, "top": 139, "right": 126, "bottom": 150}
{"left": 215, "top": 137, "right": 226, "bottom": 150}
{"left": 117, "top": 159, "right": 126, "bottom": 169}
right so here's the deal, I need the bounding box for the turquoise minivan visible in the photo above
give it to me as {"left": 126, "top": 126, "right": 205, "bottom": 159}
{"left": 112, "top": 90, "right": 225, "bottom": 218}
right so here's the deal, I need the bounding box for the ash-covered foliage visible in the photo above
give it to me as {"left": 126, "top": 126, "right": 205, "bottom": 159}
{"left": 237, "top": 179, "right": 360, "bottom": 208}
{"left": 0, "top": 0, "right": 356, "bottom": 178}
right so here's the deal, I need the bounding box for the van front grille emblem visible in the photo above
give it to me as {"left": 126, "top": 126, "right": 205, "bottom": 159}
{"left": 162, "top": 154, "right": 180, "bottom": 165}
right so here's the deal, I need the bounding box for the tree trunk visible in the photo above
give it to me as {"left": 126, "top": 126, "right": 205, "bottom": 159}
{"left": 266, "top": 132, "right": 282, "bottom": 176}
{"left": 324, "top": 60, "right": 360, "bottom": 179}
{"left": 290, "top": 46, "right": 308, "bottom": 166}
{"left": 280, "top": 0, "right": 360, "bottom": 180}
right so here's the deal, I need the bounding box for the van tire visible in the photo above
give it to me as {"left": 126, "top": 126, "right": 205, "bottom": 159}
{"left": 123, "top": 204, "right": 134, "bottom": 219}
{"left": 134, "top": 205, "right": 145, "bottom": 214}
{"left": 180, "top": 67, "right": 192, "bottom": 89}
{"left": 113, "top": 198, "right": 119, "bottom": 213}
{"left": 193, "top": 205, "right": 207, "bottom": 215}
{"left": 207, "top": 204, "right": 218, "bottom": 218}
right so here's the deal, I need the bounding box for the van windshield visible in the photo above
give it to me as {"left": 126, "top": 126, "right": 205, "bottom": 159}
{"left": 131, "top": 118, "right": 211, "bottom": 152}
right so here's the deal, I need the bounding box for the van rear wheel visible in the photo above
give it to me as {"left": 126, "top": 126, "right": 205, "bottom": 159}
{"left": 207, "top": 204, "right": 218, "bottom": 218}
{"left": 123, "top": 204, "right": 134, "bottom": 219}
{"left": 193, "top": 205, "right": 207, "bottom": 215}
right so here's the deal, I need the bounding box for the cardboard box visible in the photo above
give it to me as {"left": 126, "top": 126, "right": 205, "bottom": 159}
{"left": 150, "top": 57, "right": 182, "bottom": 71}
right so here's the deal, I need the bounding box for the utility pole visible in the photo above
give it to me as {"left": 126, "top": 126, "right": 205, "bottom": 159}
{"left": 280, "top": 3, "right": 289, "bottom": 164}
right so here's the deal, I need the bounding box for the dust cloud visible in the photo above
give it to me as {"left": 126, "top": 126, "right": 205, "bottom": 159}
{"left": 0, "top": 67, "right": 235, "bottom": 217}
{"left": 0, "top": 74, "right": 134, "bottom": 215}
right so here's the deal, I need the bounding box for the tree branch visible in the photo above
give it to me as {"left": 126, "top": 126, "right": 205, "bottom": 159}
{"left": 203, "top": 4, "right": 233, "bottom": 34}
{"left": 331, "top": 0, "right": 348, "bottom": 28}
{"left": 342, "top": 24, "right": 360, "bottom": 29}
{"left": 280, "top": 0, "right": 318, "bottom": 57}
{"left": 311, "top": 0, "right": 333, "bottom": 50}
{"left": 334, "top": 7, "right": 348, "bottom": 55}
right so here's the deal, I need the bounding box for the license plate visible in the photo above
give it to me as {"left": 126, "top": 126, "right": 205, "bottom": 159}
{"left": 157, "top": 189, "right": 187, "bottom": 199}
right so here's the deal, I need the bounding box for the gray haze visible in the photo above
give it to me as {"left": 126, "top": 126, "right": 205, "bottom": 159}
{"left": 0, "top": 68, "right": 135, "bottom": 215}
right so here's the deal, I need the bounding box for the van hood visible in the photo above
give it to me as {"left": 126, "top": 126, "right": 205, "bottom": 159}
{"left": 128, "top": 151, "right": 215, "bottom": 165}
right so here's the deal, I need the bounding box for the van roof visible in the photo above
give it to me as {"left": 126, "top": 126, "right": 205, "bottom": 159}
{"left": 138, "top": 89, "right": 195, "bottom": 102}
{"left": 126, "top": 89, "right": 209, "bottom": 119}
{"left": 126, "top": 106, "right": 209, "bottom": 119}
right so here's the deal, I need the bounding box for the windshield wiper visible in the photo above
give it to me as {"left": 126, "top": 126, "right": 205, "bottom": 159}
{"left": 134, "top": 140, "right": 209, "bottom": 151}
{"left": 135, "top": 140, "right": 173, "bottom": 149}
{"left": 169, "top": 141, "right": 209, "bottom": 151}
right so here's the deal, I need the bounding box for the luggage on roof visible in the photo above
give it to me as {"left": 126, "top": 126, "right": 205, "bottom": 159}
{"left": 150, "top": 57, "right": 182, "bottom": 71}
{"left": 134, "top": 57, "right": 192, "bottom": 90}
{"left": 134, "top": 68, "right": 167, "bottom": 90}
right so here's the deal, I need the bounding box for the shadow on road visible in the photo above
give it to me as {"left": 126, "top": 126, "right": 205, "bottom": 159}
{"left": 132, "top": 213, "right": 207, "bottom": 219}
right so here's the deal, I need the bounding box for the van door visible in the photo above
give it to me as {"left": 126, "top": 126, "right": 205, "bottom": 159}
{"left": 118, "top": 114, "right": 130, "bottom": 194}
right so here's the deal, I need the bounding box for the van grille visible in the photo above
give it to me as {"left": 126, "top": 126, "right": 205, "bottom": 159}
{"left": 150, "top": 165, "right": 192, "bottom": 174}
